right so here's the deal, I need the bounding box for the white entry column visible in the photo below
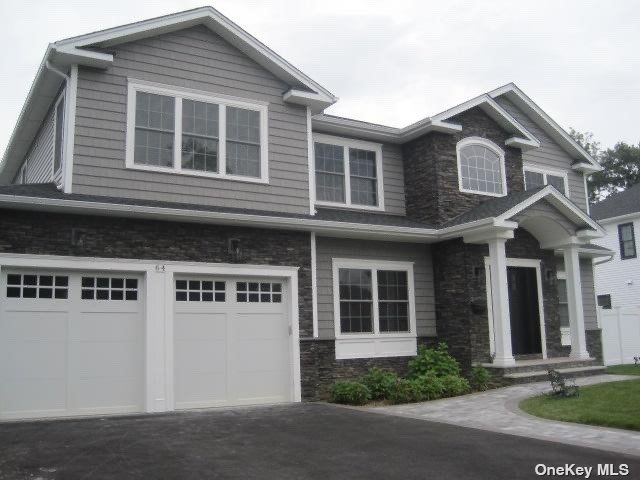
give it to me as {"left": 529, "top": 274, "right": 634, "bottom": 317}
{"left": 563, "top": 243, "right": 590, "bottom": 360}
{"left": 487, "top": 237, "right": 516, "bottom": 367}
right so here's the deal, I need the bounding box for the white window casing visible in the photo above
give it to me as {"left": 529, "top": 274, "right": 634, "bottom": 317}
{"left": 312, "top": 133, "right": 385, "bottom": 211}
{"left": 125, "top": 79, "right": 269, "bottom": 184}
{"left": 456, "top": 137, "right": 507, "bottom": 197}
{"left": 332, "top": 258, "right": 416, "bottom": 359}
{"left": 523, "top": 163, "right": 570, "bottom": 198}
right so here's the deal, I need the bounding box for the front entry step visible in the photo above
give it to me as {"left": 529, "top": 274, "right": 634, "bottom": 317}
{"left": 482, "top": 357, "right": 605, "bottom": 386}
{"left": 482, "top": 357, "right": 599, "bottom": 374}
{"left": 503, "top": 366, "right": 607, "bottom": 384}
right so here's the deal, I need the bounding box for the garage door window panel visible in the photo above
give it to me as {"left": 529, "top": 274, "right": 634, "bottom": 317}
{"left": 175, "top": 279, "right": 225, "bottom": 302}
{"left": 6, "top": 273, "right": 68, "bottom": 299}
{"left": 81, "top": 277, "right": 138, "bottom": 301}
{"left": 237, "top": 282, "right": 282, "bottom": 303}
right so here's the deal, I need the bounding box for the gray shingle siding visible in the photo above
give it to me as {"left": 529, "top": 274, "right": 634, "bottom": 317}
{"left": 315, "top": 237, "right": 436, "bottom": 339}
{"left": 13, "top": 102, "right": 57, "bottom": 184}
{"left": 494, "top": 96, "right": 588, "bottom": 212}
{"left": 72, "top": 25, "right": 311, "bottom": 214}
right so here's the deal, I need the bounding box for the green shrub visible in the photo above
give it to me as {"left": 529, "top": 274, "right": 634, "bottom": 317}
{"left": 390, "top": 378, "right": 422, "bottom": 404}
{"left": 471, "top": 365, "right": 491, "bottom": 391}
{"left": 330, "top": 380, "right": 371, "bottom": 405}
{"left": 412, "top": 372, "right": 445, "bottom": 401}
{"left": 408, "top": 342, "right": 460, "bottom": 378}
{"left": 362, "top": 367, "right": 398, "bottom": 400}
{"left": 441, "top": 374, "right": 471, "bottom": 397}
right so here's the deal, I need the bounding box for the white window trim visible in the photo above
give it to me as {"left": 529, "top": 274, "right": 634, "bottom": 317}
{"left": 523, "top": 163, "right": 570, "bottom": 198}
{"left": 456, "top": 136, "right": 508, "bottom": 198}
{"left": 125, "top": 79, "right": 269, "bottom": 184}
{"left": 313, "top": 133, "right": 385, "bottom": 212}
{"left": 332, "top": 258, "right": 416, "bottom": 340}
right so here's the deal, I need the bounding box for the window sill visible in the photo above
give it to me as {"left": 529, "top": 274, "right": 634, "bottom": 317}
{"left": 125, "top": 163, "right": 269, "bottom": 185}
{"left": 315, "top": 200, "right": 384, "bottom": 212}
{"left": 335, "top": 335, "right": 417, "bottom": 360}
{"left": 458, "top": 187, "right": 506, "bottom": 198}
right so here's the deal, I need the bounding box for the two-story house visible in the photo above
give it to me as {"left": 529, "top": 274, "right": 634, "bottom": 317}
{"left": 0, "top": 7, "right": 612, "bottom": 420}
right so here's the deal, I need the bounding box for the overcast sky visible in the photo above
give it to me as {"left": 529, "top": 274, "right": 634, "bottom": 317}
{"left": 1, "top": 0, "right": 639, "bottom": 154}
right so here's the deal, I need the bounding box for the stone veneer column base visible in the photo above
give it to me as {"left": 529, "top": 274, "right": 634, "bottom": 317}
{"left": 585, "top": 329, "right": 603, "bottom": 364}
{"left": 299, "top": 337, "right": 438, "bottom": 401}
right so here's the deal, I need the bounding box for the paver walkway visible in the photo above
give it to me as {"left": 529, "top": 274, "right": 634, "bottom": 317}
{"left": 363, "top": 374, "right": 640, "bottom": 457}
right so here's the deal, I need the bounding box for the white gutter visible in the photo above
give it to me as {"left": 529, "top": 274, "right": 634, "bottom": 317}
{"left": 0, "top": 189, "right": 606, "bottom": 243}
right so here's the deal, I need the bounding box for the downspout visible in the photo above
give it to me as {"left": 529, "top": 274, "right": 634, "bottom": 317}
{"left": 45, "top": 60, "right": 70, "bottom": 83}
{"left": 45, "top": 60, "right": 70, "bottom": 191}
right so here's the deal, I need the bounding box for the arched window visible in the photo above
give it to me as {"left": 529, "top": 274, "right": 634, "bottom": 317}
{"left": 456, "top": 137, "right": 507, "bottom": 196}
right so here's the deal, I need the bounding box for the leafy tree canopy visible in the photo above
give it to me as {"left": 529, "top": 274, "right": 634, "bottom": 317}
{"left": 569, "top": 128, "right": 640, "bottom": 203}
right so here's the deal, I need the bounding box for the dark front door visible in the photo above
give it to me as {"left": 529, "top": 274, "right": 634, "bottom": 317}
{"left": 507, "top": 266, "right": 542, "bottom": 356}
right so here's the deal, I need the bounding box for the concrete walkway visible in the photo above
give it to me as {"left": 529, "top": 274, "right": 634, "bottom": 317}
{"left": 363, "top": 374, "right": 640, "bottom": 457}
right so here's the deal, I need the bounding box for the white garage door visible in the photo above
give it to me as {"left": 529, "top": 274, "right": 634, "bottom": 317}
{"left": 0, "top": 270, "right": 145, "bottom": 419}
{"left": 174, "top": 276, "right": 292, "bottom": 409}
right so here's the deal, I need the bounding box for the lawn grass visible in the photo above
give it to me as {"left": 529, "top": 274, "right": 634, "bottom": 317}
{"left": 519, "top": 379, "right": 640, "bottom": 431}
{"left": 606, "top": 364, "right": 640, "bottom": 376}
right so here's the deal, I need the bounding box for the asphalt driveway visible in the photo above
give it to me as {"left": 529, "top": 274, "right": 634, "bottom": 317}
{"left": 0, "top": 403, "right": 638, "bottom": 480}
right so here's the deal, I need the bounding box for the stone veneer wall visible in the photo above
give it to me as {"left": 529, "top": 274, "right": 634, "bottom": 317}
{"left": 402, "top": 107, "right": 525, "bottom": 226}
{"left": 300, "top": 337, "right": 439, "bottom": 401}
{"left": 433, "top": 228, "right": 564, "bottom": 373}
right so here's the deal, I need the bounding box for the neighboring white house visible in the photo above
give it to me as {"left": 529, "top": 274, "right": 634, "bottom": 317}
{"left": 592, "top": 184, "right": 640, "bottom": 309}
{"left": 591, "top": 184, "right": 640, "bottom": 364}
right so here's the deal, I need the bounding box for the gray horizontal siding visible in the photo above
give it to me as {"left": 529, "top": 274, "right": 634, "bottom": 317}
{"left": 14, "top": 103, "right": 56, "bottom": 184}
{"left": 315, "top": 237, "right": 435, "bottom": 339}
{"left": 495, "top": 96, "right": 588, "bottom": 212}
{"left": 381, "top": 143, "right": 407, "bottom": 215}
{"left": 72, "top": 25, "right": 310, "bottom": 214}
{"left": 580, "top": 258, "right": 598, "bottom": 331}
{"left": 512, "top": 200, "right": 578, "bottom": 235}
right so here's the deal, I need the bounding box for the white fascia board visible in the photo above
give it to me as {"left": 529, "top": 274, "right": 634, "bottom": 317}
{"left": 505, "top": 136, "right": 540, "bottom": 150}
{"left": 50, "top": 46, "right": 113, "bottom": 68}
{"left": 488, "top": 83, "right": 603, "bottom": 171}
{"left": 283, "top": 89, "right": 335, "bottom": 113}
{"left": 572, "top": 162, "right": 603, "bottom": 173}
{"left": 592, "top": 211, "right": 640, "bottom": 225}
{"left": 54, "top": 6, "right": 336, "bottom": 103}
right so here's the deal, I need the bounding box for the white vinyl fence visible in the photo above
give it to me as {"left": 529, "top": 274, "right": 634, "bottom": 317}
{"left": 599, "top": 307, "right": 640, "bottom": 365}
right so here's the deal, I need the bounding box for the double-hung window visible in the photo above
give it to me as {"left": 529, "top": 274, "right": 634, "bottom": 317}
{"left": 313, "top": 134, "right": 384, "bottom": 210}
{"left": 333, "top": 259, "right": 416, "bottom": 359}
{"left": 126, "top": 80, "right": 268, "bottom": 183}
{"left": 618, "top": 222, "right": 637, "bottom": 260}
{"left": 523, "top": 166, "right": 569, "bottom": 196}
